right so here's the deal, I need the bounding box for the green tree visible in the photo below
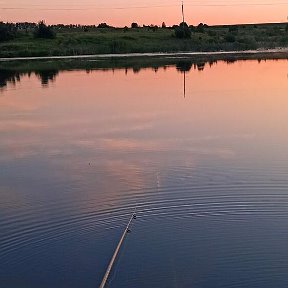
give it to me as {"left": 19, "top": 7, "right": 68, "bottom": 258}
{"left": 131, "top": 22, "right": 139, "bottom": 28}
{"left": 175, "top": 22, "right": 191, "bottom": 39}
{"left": 196, "top": 23, "right": 205, "bottom": 33}
{"left": 34, "top": 21, "right": 55, "bottom": 39}
{"left": 97, "top": 23, "right": 110, "bottom": 28}
{"left": 0, "top": 22, "right": 16, "bottom": 42}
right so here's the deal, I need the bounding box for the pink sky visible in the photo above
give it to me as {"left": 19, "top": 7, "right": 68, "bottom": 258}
{"left": 1, "top": 0, "right": 288, "bottom": 26}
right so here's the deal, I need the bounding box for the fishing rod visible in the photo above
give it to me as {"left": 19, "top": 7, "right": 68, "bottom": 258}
{"left": 99, "top": 207, "right": 137, "bottom": 288}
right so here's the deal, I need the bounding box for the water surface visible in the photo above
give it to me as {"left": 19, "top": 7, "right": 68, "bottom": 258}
{"left": 0, "top": 59, "right": 288, "bottom": 288}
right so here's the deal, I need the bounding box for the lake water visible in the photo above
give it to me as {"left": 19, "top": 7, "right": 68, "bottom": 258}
{"left": 0, "top": 59, "right": 288, "bottom": 288}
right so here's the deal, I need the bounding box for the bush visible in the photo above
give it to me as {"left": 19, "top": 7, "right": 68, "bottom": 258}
{"left": 109, "top": 40, "right": 127, "bottom": 53}
{"left": 131, "top": 23, "right": 139, "bottom": 28}
{"left": 207, "top": 30, "right": 217, "bottom": 37}
{"left": 224, "top": 34, "right": 236, "bottom": 43}
{"left": 237, "top": 36, "right": 257, "bottom": 49}
{"left": 280, "top": 35, "right": 288, "bottom": 44}
{"left": 175, "top": 22, "right": 191, "bottom": 39}
{"left": 97, "top": 23, "right": 110, "bottom": 28}
{"left": 0, "top": 22, "right": 16, "bottom": 42}
{"left": 34, "top": 21, "right": 55, "bottom": 39}
{"left": 148, "top": 25, "right": 158, "bottom": 32}
{"left": 229, "top": 25, "right": 239, "bottom": 33}
{"left": 196, "top": 23, "right": 205, "bottom": 33}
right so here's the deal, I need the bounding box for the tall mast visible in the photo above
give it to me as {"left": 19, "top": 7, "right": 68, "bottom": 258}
{"left": 182, "top": 1, "right": 185, "bottom": 24}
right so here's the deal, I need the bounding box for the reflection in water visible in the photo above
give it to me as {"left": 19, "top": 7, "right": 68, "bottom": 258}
{"left": 0, "top": 59, "right": 288, "bottom": 288}
{"left": 0, "top": 69, "right": 58, "bottom": 89}
{"left": 0, "top": 70, "right": 23, "bottom": 88}
{"left": 35, "top": 70, "right": 59, "bottom": 86}
{"left": 183, "top": 71, "right": 186, "bottom": 98}
{"left": 2, "top": 58, "right": 286, "bottom": 90}
{"left": 176, "top": 61, "right": 193, "bottom": 72}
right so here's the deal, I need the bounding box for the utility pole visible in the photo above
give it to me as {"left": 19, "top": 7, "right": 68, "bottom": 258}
{"left": 182, "top": 1, "right": 185, "bottom": 24}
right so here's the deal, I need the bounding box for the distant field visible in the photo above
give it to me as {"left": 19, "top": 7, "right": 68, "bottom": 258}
{"left": 0, "top": 23, "right": 288, "bottom": 58}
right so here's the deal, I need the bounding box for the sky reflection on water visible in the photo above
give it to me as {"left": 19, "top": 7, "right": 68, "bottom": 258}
{"left": 0, "top": 59, "right": 288, "bottom": 288}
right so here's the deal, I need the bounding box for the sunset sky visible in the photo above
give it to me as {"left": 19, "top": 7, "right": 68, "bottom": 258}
{"left": 1, "top": 0, "right": 288, "bottom": 26}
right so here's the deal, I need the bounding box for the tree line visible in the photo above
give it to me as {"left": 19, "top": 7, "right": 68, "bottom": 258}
{"left": 0, "top": 20, "right": 213, "bottom": 41}
{"left": 1, "top": 20, "right": 288, "bottom": 42}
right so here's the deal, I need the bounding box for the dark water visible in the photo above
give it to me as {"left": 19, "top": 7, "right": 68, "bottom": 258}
{"left": 0, "top": 59, "right": 288, "bottom": 288}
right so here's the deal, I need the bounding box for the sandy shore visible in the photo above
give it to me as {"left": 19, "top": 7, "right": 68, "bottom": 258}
{"left": 0, "top": 48, "right": 288, "bottom": 62}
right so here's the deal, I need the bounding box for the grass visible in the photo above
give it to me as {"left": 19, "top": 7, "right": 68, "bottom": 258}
{"left": 0, "top": 23, "right": 287, "bottom": 58}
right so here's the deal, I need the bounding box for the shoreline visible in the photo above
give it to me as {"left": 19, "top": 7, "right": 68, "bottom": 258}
{"left": 1, "top": 22, "right": 287, "bottom": 59}
{"left": 1, "top": 48, "right": 288, "bottom": 62}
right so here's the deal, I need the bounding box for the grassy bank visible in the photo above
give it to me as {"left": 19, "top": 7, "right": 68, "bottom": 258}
{"left": 0, "top": 22, "right": 288, "bottom": 58}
